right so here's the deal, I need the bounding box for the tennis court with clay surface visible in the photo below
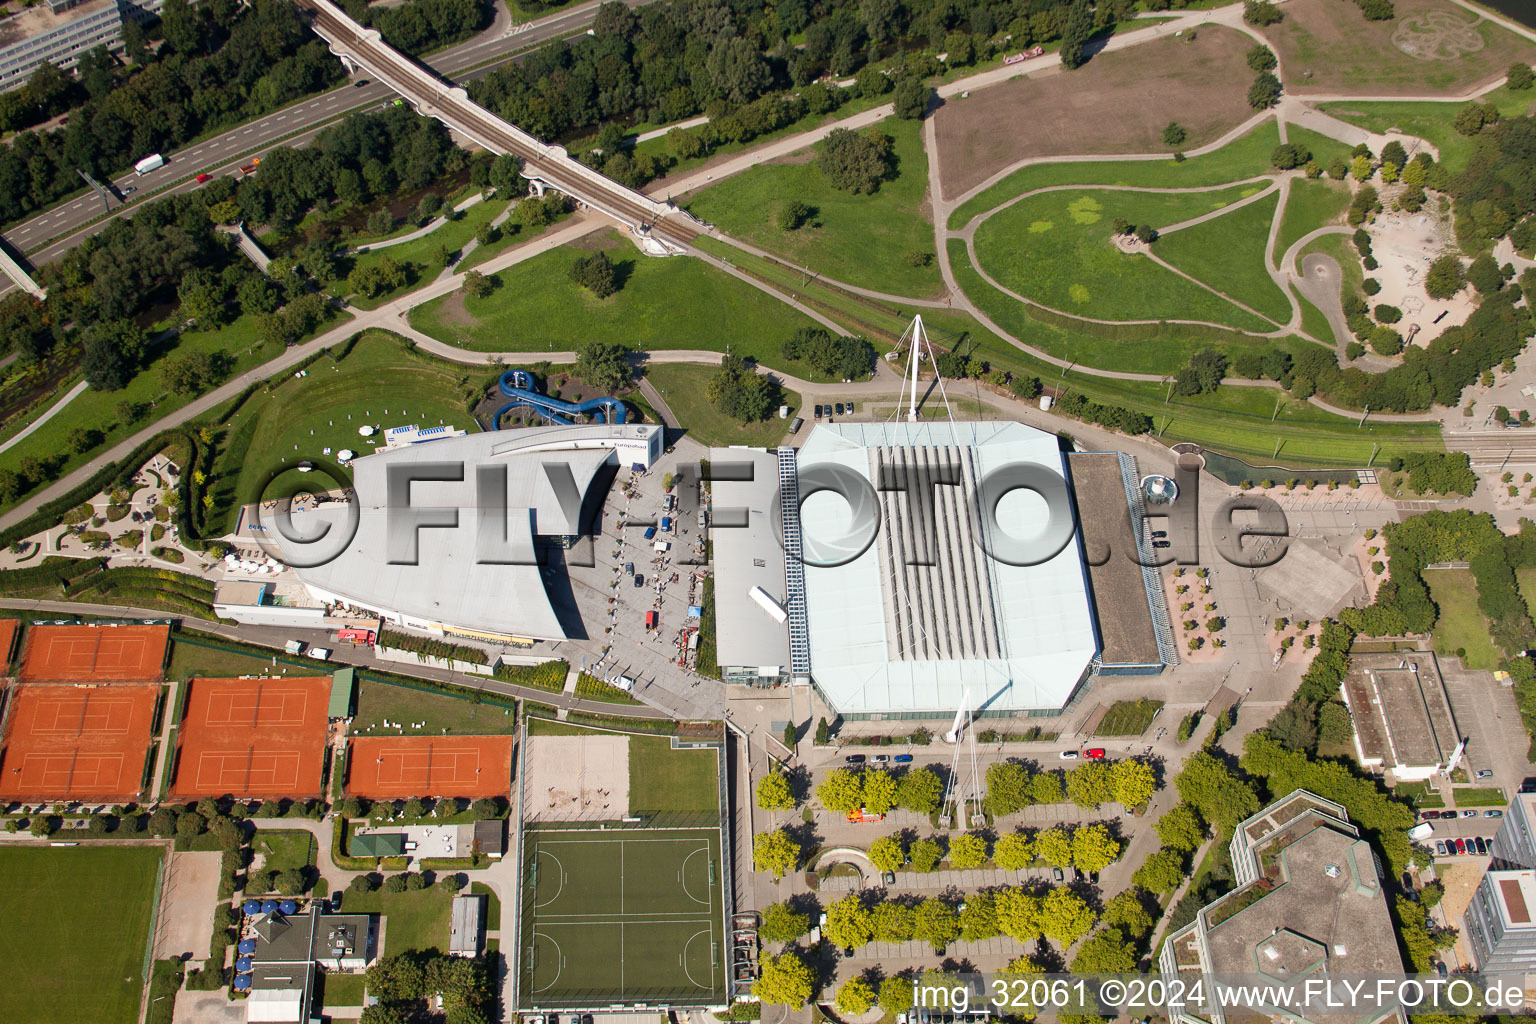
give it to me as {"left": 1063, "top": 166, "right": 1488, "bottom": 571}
{"left": 0, "top": 683, "right": 158, "bottom": 801}
{"left": 18, "top": 624, "right": 170, "bottom": 682}
{"left": 346, "top": 735, "right": 512, "bottom": 799}
{"left": 170, "top": 676, "right": 330, "bottom": 798}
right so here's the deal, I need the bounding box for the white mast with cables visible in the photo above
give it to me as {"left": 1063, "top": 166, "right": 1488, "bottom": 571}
{"left": 940, "top": 688, "right": 985, "bottom": 828}
{"left": 892, "top": 314, "right": 954, "bottom": 423}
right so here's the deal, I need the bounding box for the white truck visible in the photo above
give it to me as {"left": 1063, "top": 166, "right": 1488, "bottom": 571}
{"left": 134, "top": 153, "right": 165, "bottom": 176}
{"left": 306, "top": 647, "right": 332, "bottom": 662}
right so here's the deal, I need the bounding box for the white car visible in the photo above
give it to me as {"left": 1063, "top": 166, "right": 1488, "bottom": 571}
{"left": 1058, "top": 750, "right": 1079, "bottom": 760}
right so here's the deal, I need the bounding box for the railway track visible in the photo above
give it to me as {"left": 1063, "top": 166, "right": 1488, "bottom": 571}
{"left": 296, "top": 0, "right": 702, "bottom": 253}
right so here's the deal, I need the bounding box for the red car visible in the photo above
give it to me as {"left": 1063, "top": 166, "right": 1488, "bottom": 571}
{"left": 1455, "top": 838, "right": 1468, "bottom": 855}
{"left": 1085, "top": 748, "right": 1106, "bottom": 759}
{"left": 195, "top": 173, "right": 212, "bottom": 183}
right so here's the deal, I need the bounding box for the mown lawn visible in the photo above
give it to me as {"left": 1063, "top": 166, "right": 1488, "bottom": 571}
{"left": 345, "top": 198, "right": 510, "bottom": 309}
{"left": 0, "top": 845, "right": 163, "bottom": 1024}
{"left": 946, "top": 250, "right": 1443, "bottom": 465}
{"left": 1156, "top": 191, "right": 1292, "bottom": 325}
{"left": 205, "top": 330, "right": 484, "bottom": 532}
{"left": 408, "top": 231, "right": 823, "bottom": 368}
{"left": 948, "top": 119, "right": 1281, "bottom": 230}
{"left": 252, "top": 829, "right": 317, "bottom": 876}
{"left": 1282, "top": 126, "right": 1358, "bottom": 176}
{"left": 645, "top": 363, "right": 804, "bottom": 448}
{"left": 0, "top": 310, "right": 348, "bottom": 517}
{"left": 700, "top": 231, "right": 1443, "bottom": 468}
{"left": 1276, "top": 177, "right": 1352, "bottom": 263}
{"left": 354, "top": 678, "right": 520, "bottom": 736}
{"left": 629, "top": 735, "right": 720, "bottom": 816}
{"left": 685, "top": 117, "right": 941, "bottom": 297}
{"left": 1450, "top": 786, "right": 1508, "bottom": 808}
{"left": 340, "top": 884, "right": 455, "bottom": 955}
{"left": 971, "top": 182, "right": 1276, "bottom": 332}
{"left": 1318, "top": 85, "right": 1536, "bottom": 175}
{"left": 947, "top": 238, "right": 1315, "bottom": 374}
{"left": 168, "top": 639, "right": 283, "bottom": 680}
{"left": 318, "top": 971, "right": 367, "bottom": 1008}
{"left": 1424, "top": 567, "right": 1501, "bottom": 671}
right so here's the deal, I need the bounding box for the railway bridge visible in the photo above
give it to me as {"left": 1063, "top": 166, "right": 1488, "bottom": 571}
{"left": 294, "top": 0, "right": 704, "bottom": 255}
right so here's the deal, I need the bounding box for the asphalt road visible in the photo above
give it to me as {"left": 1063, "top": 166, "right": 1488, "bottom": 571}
{"left": 0, "top": 0, "right": 650, "bottom": 286}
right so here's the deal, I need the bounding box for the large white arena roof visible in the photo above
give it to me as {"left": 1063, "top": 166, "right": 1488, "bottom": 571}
{"left": 797, "top": 421, "right": 1098, "bottom": 715}
{"left": 266, "top": 424, "right": 660, "bottom": 640}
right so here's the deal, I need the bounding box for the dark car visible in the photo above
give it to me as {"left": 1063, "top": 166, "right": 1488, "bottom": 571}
{"left": 1151, "top": 530, "right": 1168, "bottom": 538}
{"left": 624, "top": 562, "right": 634, "bottom": 575}
{"left": 814, "top": 405, "right": 823, "bottom": 417}
{"left": 633, "top": 574, "right": 644, "bottom": 587}
{"left": 835, "top": 403, "right": 845, "bottom": 415}
{"left": 844, "top": 754, "right": 866, "bottom": 764}
{"left": 1435, "top": 962, "right": 1448, "bottom": 978}
{"left": 1422, "top": 810, "right": 1441, "bottom": 819}
{"left": 894, "top": 754, "right": 913, "bottom": 763}
{"left": 1153, "top": 540, "right": 1172, "bottom": 548}
{"left": 1476, "top": 835, "right": 1489, "bottom": 855}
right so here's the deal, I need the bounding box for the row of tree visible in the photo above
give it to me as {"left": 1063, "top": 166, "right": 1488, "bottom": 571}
{"left": 470, "top": 0, "right": 1129, "bottom": 149}
{"left": 985, "top": 756, "right": 1156, "bottom": 814}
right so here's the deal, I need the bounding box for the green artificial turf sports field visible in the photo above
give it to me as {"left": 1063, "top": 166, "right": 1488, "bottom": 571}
{"left": 520, "top": 828, "right": 726, "bottom": 1006}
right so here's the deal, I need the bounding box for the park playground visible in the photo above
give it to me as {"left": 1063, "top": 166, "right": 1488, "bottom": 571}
{"left": 520, "top": 827, "right": 726, "bottom": 1007}
{"left": 0, "top": 683, "right": 158, "bottom": 802}
{"left": 17, "top": 624, "right": 170, "bottom": 682}
{"left": 345, "top": 735, "right": 512, "bottom": 799}
{"left": 169, "top": 676, "right": 330, "bottom": 798}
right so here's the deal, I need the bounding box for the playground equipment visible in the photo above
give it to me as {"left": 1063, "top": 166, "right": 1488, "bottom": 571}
{"left": 492, "top": 369, "right": 628, "bottom": 428}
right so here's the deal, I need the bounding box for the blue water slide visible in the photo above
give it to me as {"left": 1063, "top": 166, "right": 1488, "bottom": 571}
{"left": 492, "top": 369, "right": 628, "bottom": 428}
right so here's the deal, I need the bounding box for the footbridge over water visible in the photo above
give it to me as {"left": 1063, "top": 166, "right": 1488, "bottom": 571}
{"left": 293, "top": 0, "right": 704, "bottom": 255}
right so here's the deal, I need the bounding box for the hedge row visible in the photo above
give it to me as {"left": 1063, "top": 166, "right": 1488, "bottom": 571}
{"left": 378, "top": 628, "right": 490, "bottom": 665}
{"left": 489, "top": 659, "right": 568, "bottom": 692}
{"left": 0, "top": 555, "right": 104, "bottom": 595}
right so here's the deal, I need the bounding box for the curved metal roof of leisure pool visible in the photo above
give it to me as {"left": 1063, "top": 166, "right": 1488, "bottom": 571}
{"left": 267, "top": 424, "right": 662, "bottom": 641}
{"left": 797, "top": 421, "right": 1098, "bottom": 717}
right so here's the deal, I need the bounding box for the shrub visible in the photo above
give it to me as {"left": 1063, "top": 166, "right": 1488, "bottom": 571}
{"left": 1243, "top": 0, "right": 1283, "bottom": 26}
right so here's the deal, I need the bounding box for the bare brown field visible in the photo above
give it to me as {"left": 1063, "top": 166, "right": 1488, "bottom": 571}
{"left": 1261, "top": 0, "right": 1536, "bottom": 96}
{"left": 933, "top": 26, "right": 1258, "bottom": 200}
